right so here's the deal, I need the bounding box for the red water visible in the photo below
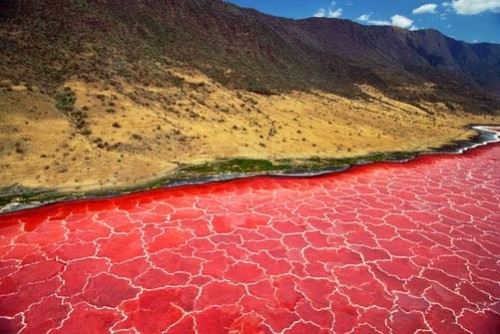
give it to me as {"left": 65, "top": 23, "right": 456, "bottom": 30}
{"left": 1, "top": 143, "right": 499, "bottom": 334}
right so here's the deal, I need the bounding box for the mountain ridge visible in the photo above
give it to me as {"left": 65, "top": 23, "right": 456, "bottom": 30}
{"left": 0, "top": 0, "right": 499, "bottom": 113}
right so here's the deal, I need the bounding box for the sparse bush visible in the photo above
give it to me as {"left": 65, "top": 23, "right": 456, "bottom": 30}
{"left": 15, "top": 143, "right": 24, "bottom": 154}
{"left": 55, "top": 87, "right": 76, "bottom": 111}
{"left": 245, "top": 80, "right": 275, "bottom": 96}
{"left": 170, "top": 75, "right": 185, "bottom": 87}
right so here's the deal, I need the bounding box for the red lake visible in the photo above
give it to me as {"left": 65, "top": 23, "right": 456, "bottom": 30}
{"left": 1, "top": 134, "right": 499, "bottom": 333}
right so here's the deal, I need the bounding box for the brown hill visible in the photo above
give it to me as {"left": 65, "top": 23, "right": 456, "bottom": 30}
{"left": 0, "top": 0, "right": 499, "bottom": 201}
{"left": 1, "top": 0, "right": 499, "bottom": 111}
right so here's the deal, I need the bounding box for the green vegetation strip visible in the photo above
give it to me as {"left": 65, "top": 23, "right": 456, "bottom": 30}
{"left": 0, "top": 151, "right": 420, "bottom": 213}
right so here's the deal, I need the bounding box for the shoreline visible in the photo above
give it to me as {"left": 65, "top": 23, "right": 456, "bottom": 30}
{"left": 1, "top": 124, "right": 499, "bottom": 215}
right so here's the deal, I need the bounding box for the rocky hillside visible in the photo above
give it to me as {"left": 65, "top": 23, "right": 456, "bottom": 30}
{"left": 0, "top": 0, "right": 499, "bottom": 113}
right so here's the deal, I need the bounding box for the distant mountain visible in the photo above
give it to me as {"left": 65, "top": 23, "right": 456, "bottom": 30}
{"left": 1, "top": 0, "right": 499, "bottom": 113}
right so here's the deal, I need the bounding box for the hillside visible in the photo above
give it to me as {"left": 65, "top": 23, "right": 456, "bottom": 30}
{"left": 0, "top": 0, "right": 499, "bottom": 198}
{"left": 1, "top": 0, "right": 500, "bottom": 106}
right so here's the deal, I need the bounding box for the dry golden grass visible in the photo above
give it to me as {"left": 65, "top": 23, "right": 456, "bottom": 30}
{"left": 1, "top": 69, "right": 498, "bottom": 193}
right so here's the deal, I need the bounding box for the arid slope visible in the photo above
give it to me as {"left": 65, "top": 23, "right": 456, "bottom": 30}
{"left": 1, "top": 69, "right": 498, "bottom": 194}
{"left": 0, "top": 0, "right": 499, "bottom": 197}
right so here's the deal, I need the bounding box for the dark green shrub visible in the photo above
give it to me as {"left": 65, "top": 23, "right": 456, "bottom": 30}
{"left": 55, "top": 87, "right": 76, "bottom": 111}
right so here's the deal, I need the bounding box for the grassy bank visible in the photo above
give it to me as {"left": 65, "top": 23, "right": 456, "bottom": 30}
{"left": 1, "top": 129, "right": 494, "bottom": 214}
